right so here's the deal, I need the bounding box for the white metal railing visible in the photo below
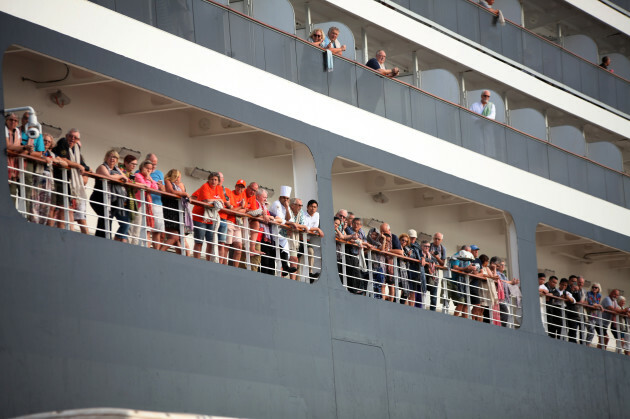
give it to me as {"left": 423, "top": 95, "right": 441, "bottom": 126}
{"left": 541, "top": 294, "right": 630, "bottom": 353}
{"left": 7, "top": 153, "right": 322, "bottom": 283}
{"left": 336, "top": 240, "right": 522, "bottom": 328}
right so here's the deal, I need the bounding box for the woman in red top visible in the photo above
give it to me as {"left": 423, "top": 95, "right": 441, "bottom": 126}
{"left": 191, "top": 172, "right": 231, "bottom": 261}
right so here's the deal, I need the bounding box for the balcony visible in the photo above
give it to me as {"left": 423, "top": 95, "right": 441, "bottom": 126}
{"left": 86, "top": 0, "right": 630, "bottom": 209}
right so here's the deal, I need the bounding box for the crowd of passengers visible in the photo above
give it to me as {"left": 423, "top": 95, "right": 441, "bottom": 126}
{"left": 333, "top": 208, "right": 521, "bottom": 327}
{"left": 5, "top": 113, "right": 325, "bottom": 280}
{"left": 538, "top": 273, "right": 630, "bottom": 354}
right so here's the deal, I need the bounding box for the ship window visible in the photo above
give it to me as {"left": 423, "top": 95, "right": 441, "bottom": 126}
{"left": 3, "top": 48, "right": 321, "bottom": 284}
{"left": 536, "top": 224, "right": 630, "bottom": 353}
{"left": 332, "top": 157, "right": 521, "bottom": 328}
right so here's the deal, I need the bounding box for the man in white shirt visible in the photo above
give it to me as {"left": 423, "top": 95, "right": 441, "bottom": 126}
{"left": 469, "top": 90, "right": 496, "bottom": 120}
{"left": 269, "top": 185, "right": 298, "bottom": 276}
{"left": 303, "top": 199, "right": 324, "bottom": 280}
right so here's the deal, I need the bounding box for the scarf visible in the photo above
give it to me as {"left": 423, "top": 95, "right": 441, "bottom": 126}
{"left": 482, "top": 102, "right": 494, "bottom": 117}
{"left": 68, "top": 144, "right": 87, "bottom": 200}
{"left": 6, "top": 127, "right": 20, "bottom": 180}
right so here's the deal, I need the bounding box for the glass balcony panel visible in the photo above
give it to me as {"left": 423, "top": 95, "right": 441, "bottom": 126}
{"left": 566, "top": 154, "right": 588, "bottom": 193}
{"left": 579, "top": 62, "right": 599, "bottom": 100}
{"left": 522, "top": 33, "right": 544, "bottom": 74}
{"left": 155, "top": 0, "right": 194, "bottom": 41}
{"left": 435, "top": 101, "right": 462, "bottom": 145}
{"left": 541, "top": 42, "right": 563, "bottom": 83}
{"left": 527, "top": 141, "right": 550, "bottom": 179}
{"left": 296, "top": 44, "right": 328, "bottom": 95}
{"left": 501, "top": 23, "right": 524, "bottom": 65}
{"left": 409, "top": 0, "right": 433, "bottom": 17}
{"left": 483, "top": 123, "right": 507, "bottom": 163}
{"left": 624, "top": 177, "right": 630, "bottom": 210}
{"left": 478, "top": 11, "right": 501, "bottom": 52}
{"left": 263, "top": 29, "right": 298, "bottom": 83}
{"left": 89, "top": 0, "right": 115, "bottom": 10}
{"left": 228, "top": 13, "right": 265, "bottom": 70}
{"left": 460, "top": 111, "right": 485, "bottom": 153}
{"left": 410, "top": 90, "right": 438, "bottom": 137}
{"left": 433, "top": 0, "right": 460, "bottom": 32}
{"left": 192, "top": 0, "right": 230, "bottom": 54}
{"left": 561, "top": 53, "right": 582, "bottom": 92}
{"left": 356, "top": 70, "right": 386, "bottom": 117}
{"left": 615, "top": 77, "right": 630, "bottom": 114}
{"left": 605, "top": 171, "right": 625, "bottom": 207}
{"left": 328, "top": 58, "right": 358, "bottom": 106}
{"left": 384, "top": 82, "right": 412, "bottom": 127}
{"left": 117, "top": 0, "right": 156, "bottom": 25}
{"left": 456, "top": 1, "right": 480, "bottom": 44}
{"left": 598, "top": 66, "right": 618, "bottom": 110}
{"left": 586, "top": 162, "right": 608, "bottom": 200}
{"left": 505, "top": 130, "right": 530, "bottom": 172}
{"left": 547, "top": 148, "right": 570, "bottom": 187}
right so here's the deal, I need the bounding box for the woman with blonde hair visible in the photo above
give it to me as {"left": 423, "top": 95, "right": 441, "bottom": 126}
{"left": 307, "top": 28, "right": 325, "bottom": 47}
{"left": 160, "top": 169, "right": 191, "bottom": 254}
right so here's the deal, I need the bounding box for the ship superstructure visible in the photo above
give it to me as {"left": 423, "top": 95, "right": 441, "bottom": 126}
{"left": 1, "top": 1, "right": 630, "bottom": 418}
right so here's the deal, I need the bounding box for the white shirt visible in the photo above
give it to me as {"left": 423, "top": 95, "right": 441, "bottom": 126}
{"left": 469, "top": 101, "right": 496, "bottom": 120}
{"left": 303, "top": 211, "right": 320, "bottom": 229}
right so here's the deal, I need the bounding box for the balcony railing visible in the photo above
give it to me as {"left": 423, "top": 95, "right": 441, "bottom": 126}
{"left": 87, "top": 0, "right": 630, "bottom": 210}
{"left": 8, "top": 153, "right": 323, "bottom": 282}
{"left": 385, "top": 0, "right": 630, "bottom": 116}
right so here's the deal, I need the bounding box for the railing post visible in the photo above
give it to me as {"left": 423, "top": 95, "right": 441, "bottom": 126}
{"left": 178, "top": 198, "right": 186, "bottom": 256}
{"left": 366, "top": 250, "right": 374, "bottom": 298}
{"left": 61, "top": 169, "right": 71, "bottom": 229}
{"left": 17, "top": 157, "right": 26, "bottom": 216}
{"left": 243, "top": 218, "right": 252, "bottom": 269}
{"left": 393, "top": 256, "right": 399, "bottom": 303}
{"left": 139, "top": 189, "right": 147, "bottom": 247}
{"left": 465, "top": 274, "right": 471, "bottom": 317}
{"left": 299, "top": 230, "right": 308, "bottom": 282}
{"left": 272, "top": 224, "right": 281, "bottom": 276}
{"left": 439, "top": 270, "right": 448, "bottom": 314}
{"left": 340, "top": 243, "right": 347, "bottom": 289}
{"left": 103, "top": 179, "right": 111, "bottom": 240}
{"left": 561, "top": 306, "right": 567, "bottom": 341}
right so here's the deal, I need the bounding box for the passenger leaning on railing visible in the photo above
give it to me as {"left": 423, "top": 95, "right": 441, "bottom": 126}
{"left": 90, "top": 149, "right": 130, "bottom": 242}
{"left": 419, "top": 240, "right": 438, "bottom": 310}
{"left": 191, "top": 171, "right": 229, "bottom": 262}
{"left": 33, "top": 134, "right": 67, "bottom": 225}
{"left": 133, "top": 160, "right": 158, "bottom": 244}
{"left": 398, "top": 233, "right": 413, "bottom": 305}
{"left": 224, "top": 179, "right": 247, "bottom": 268}
{"left": 602, "top": 289, "right": 628, "bottom": 349}
{"left": 618, "top": 296, "right": 630, "bottom": 355}
{"left": 449, "top": 246, "right": 476, "bottom": 319}
{"left": 585, "top": 283, "right": 605, "bottom": 349}
{"left": 121, "top": 155, "right": 140, "bottom": 245}
{"left": 160, "top": 169, "right": 191, "bottom": 255}
{"left": 52, "top": 129, "right": 90, "bottom": 234}
{"left": 379, "top": 223, "right": 403, "bottom": 302}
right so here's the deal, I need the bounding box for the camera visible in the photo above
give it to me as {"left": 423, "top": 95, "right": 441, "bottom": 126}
{"left": 26, "top": 125, "right": 40, "bottom": 139}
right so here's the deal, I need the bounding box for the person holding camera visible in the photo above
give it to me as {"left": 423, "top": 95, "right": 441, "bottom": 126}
{"left": 429, "top": 232, "right": 446, "bottom": 266}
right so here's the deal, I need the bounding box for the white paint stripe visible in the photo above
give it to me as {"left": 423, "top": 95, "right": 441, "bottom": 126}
{"left": 3, "top": 0, "right": 630, "bottom": 237}
{"left": 324, "top": 0, "right": 630, "bottom": 139}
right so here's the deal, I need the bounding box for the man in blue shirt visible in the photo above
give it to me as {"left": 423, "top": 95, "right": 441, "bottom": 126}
{"left": 146, "top": 153, "right": 166, "bottom": 247}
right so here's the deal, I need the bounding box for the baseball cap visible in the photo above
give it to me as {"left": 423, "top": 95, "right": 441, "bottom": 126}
{"left": 470, "top": 245, "right": 479, "bottom": 251}
{"left": 408, "top": 229, "right": 418, "bottom": 238}
{"left": 235, "top": 179, "right": 246, "bottom": 187}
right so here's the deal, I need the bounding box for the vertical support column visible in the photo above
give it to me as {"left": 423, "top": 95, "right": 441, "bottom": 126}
{"left": 412, "top": 50, "right": 420, "bottom": 88}
{"left": 178, "top": 198, "right": 186, "bottom": 256}
{"left": 458, "top": 72, "right": 467, "bottom": 108}
{"left": 304, "top": 2, "right": 312, "bottom": 34}
{"left": 503, "top": 93, "right": 510, "bottom": 125}
{"left": 299, "top": 230, "right": 308, "bottom": 282}
{"left": 543, "top": 110, "right": 551, "bottom": 142}
{"left": 366, "top": 250, "right": 374, "bottom": 298}
{"left": 361, "top": 27, "right": 368, "bottom": 65}
{"left": 519, "top": 0, "right": 525, "bottom": 27}
{"left": 556, "top": 23, "right": 563, "bottom": 47}
{"left": 341, "top": 243, "right": 348, "bottom": 288}
{"left": 273, "top": 224, "right": 282, "bottom": 276}
{"left": 292, "top": 143, "right": 317, "bottom": 203}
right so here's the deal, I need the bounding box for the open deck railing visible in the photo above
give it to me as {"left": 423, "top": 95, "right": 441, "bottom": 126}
{"left": 7, "top": 153, "right": 323, "bottom": 283}
{"left": 336, "top": 239, "right": 522, "bottom": 328}
{"left": 86, "top": 0, "right": 630, "bottom": 210}
{"left": 383, "top": 0, "right": 630, "bottom": 116}
{"left": 541, "top": 293, "right": 630, "bottom": 353}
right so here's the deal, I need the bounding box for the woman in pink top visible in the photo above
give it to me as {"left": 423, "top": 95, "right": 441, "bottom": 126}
{"left": 133, "top": 160, "right": 158, "bottom": 239}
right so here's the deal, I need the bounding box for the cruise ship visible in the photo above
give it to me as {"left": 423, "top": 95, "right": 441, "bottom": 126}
{"left": 2, "top": 0, "right": 630, "bottom": 417}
